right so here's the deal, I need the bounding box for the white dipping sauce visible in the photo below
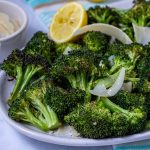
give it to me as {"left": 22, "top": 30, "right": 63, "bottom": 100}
{"left": 0, "top": 12, "right": 20, "bottom": 38}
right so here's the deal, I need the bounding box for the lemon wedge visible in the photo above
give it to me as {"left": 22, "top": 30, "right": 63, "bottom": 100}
{"left": 50, "top": 2, "right": 87, "bottom": 43}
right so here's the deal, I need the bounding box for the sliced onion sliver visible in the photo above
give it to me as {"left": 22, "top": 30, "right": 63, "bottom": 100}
{"left": 63, "top": 47, "right": 72, "bottom": 55}
{"left": 90, "top": 84, "right": 108, "bottom": 97}
{"left": 90, "top": 67, "right": 125, "bottom": 97}
{"left": 73, "top": 23, "right": 133, "bottom": 44}
{"left": 133, "top": 23, "right": 150, "bottom": 45}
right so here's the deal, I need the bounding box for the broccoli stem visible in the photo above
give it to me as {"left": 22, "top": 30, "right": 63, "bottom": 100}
{"left": 46, "top": 106, "right": 61, "bottom": 129}
{"left": 110, "top": 65, "right": 120, "bottom": 74}
{"left": 85, "top": 75, "right": 95, "bottom": 103}
{"left": 8, "top": 66, "right": 23, "bottom": 105}
{"left": 101, "top": 97, "right": 130, "bottom": 117}
{"left": 32, "top": 98, "right": 61, "bottom": 130}
{"left": 67, "top": 72, "right": 87, "bottom": 90}
{"left": 67, "top": 75, "right": 77, "bottom": 88}
{"left": 18, "top": 66, "right": 42, "bottom": 94}
{"left": 125, "top": 77, "right": 140, "bottom": 82}
{"left": 101, "top": 97, "right": 144, "bottom": 127}
{"left": 24, "top": 107, "right": 49, "bottom": 131}
{"left": 23, "top": 65, "right": 32, "bottom": 81}
{"left": 31, "top": 97, "right": 61, "bottom": 129}
{"left": 78, "top": 72, "right": 87, "bottom": 91}
{"left": 67, "top": 72, "right": 93, "bottom": 102}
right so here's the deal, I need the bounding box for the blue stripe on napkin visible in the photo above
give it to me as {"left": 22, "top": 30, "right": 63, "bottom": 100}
{"left": 114, "top": 145, "right": 150, "bottom": 150}
{"left": 26, "top": 0, "right": 60, "bottom": 8}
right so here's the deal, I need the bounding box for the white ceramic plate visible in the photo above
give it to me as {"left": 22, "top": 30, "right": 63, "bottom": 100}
{"left": 0, "top": 70, "right": 150, "bottom": 146}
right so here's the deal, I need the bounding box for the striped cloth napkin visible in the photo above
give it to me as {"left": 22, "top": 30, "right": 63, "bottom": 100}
{"left": 25, "top": 0, "right": 150, "bottom": 150}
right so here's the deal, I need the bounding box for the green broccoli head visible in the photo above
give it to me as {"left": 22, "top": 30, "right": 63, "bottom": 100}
{"left": 8, "top": 97, "right": 50, "bottom": 131}
{"left": 65, "top": 102, "right": 113, "bottom": 139}
{"left": 24, "top": 54, "right": 49, "bottom": 76}
{"left": 129, "top": 108, "right": 147, "bottom": 133}
{"left": 111, "top": 112, "right": 129, "bottom": 137}
{"left": 50, "top": 50, "right": 101, "bottom": 101}
{"left": 109, "top": 54, "right": 133, "bottom": 75}
{"left": 101, "top": 97, "right": 146, "bottom": 134}
{"left": 2, "top": 49, "right": 25, "bottom": 104}
{"left": 1, "top": 49, "right": 24, "bottom": 77}
{"left": 136, "top": 55, "right": 150, "bottom": 78}
{"left": 82, "top": 31, "right": 110, "bottom": 54}
{"left": 110, "top": 91, "right": 146, "bottom": 110}
{"left": 108, "top": 43, "right": 144, "bottom": 63}
{"left": 126, "top": 2, "right": 150, "bottom": 26}
{"left": 65, "top": 99, "right": 133, "bottom": 138}
{"left": 133, "top": 77, "right": 150, "bottom": 93}
{"left": 87, "top": 6, "right": 121, "bottom": 27}
{"left": 21, "top": 79, "right": 61, "bottom": 130}
{"left": 45, "top": 86, "right": 85, "bottom": 120}
{"left": 2, "top": 37, "right": 52, "bottom": 106}
{"left": 106, "top": 43, "right": 144, "bottom": 78}
{"left": 124, "top": 43, "right": 144, "bottom": 63}
{"left": 24, "top": 31, "right": 55, "bottom": 62}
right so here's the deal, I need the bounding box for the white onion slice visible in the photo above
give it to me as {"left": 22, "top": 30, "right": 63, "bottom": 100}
{"left": 90, "top": 67, "right": 125, "bottom": 97}
{"left": 73, "top": 23, "right": 133, "bottom": 44}
{"left": 133, "top": 23, "right": 150, "bottom": 45}
{"left": 90, "top": 84, "right": 108, "bottom": 97}
{"left": 121, "top": 82, "right": 132, "bottom": 92}
{"left": 63, "top": 46, "right": 72, "bottom": 55}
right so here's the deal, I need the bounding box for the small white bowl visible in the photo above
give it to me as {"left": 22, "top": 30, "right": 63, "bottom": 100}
{"left": 0, "top": 1, "right": 28, "bottom": 62}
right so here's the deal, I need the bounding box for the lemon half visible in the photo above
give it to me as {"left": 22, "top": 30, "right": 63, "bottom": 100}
{"left": 50, "top": 2, "right": 87, "bottom": 43}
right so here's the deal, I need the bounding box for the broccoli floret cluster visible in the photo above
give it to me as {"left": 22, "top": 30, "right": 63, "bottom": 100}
{"left": 87, "top": 6, "right": 121, "bottom": 27}
{"left": 87, "top": 1, "right": 150, "bottom": 41}
{"left": 65, "top": 97, "right": 146, "bottom": 138}
{"left": 2, "top": 49, "right": 49, "bottom": 105}
{"left": 2, "top": 28, "right": 150, "bottom": 139}
{"left": 82, "top": 31, "right": 110, "bottom": 54}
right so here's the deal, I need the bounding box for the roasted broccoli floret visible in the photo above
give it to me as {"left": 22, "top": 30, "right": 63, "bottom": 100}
{"left": 109, "top": 43, "right": 144, "bottom": 63}
{"left": 65, "top": 97, "right": 146, "bottom": 138}
{"left": 8, "top": 97, "right": 50, "bottom": 131}
{"left": 8, "top": 79, "right": 61, "bottom": 131}
{"left": 45, "top": 87, "right": 85, "bottom": 120}
{"left": 2, "top": 49, "right": 49, "bottom": 105}
{"left": 109, "top": 54, "right": 133, "bottom": 75}
{"left": 106, "top": 43, "right": 144, "bottom": 78}
{"left": 136, "top": 55, "right": 150, "bottom": 78}
{"left": 82, "top": 31, "right": 110, "bottom": 54}
{"left": 65, "top": 102, "right": 113, "bottom": 138}
{"left": 110, "top": 91, "right": 145, "bottom": 110}
{"left": 87, "top": 6, "right": 121, "bottom": 27}
{"left": 126, "top": 2, "right": 150, "bottom": 27}
{"left": 133, "top": 77, "right": 150, "bottom": 93}
{"left": 24, "top": 31, "right": 55, "bottom": 62}
{"left": 1, "top": 49, "right": 24, "bottom": 104}
{"left": 50, "top": 50, "right": 101, "bottom": 102}
{"left": 102, "top": 97, "right": 146, "bottom": 134}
